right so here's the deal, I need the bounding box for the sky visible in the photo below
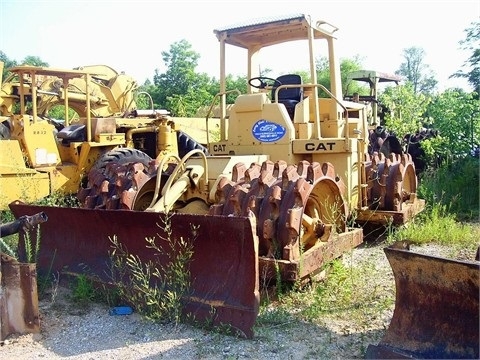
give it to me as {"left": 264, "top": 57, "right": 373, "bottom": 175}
{"left": 1, "top": 0, "right": 479, "bottom": 92}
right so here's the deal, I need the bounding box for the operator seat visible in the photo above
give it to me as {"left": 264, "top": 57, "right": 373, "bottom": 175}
{"left": 56, "top": 124, "right": 86, "bottom": 145}
{"left": 271, "top": 74, "right": 303, "bottom": 120}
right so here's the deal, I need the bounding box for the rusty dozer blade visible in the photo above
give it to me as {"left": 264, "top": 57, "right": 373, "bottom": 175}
{"left": 9, "top": 201, "right": 259, "bottom": 338}
{"left": 366, "top": 245, "right": 480, "bottom": 359}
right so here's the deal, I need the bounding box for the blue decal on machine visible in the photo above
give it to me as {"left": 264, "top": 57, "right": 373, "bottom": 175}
{"left": 252, "top": 120, "right": 286, "bottom": 142}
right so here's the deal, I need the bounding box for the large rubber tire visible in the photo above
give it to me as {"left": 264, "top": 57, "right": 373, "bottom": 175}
{"left": 93, "top": 148, "right": 153, "bottom": 171}
{"left": 78, "top": 148, "right": 154, "bottom": 209}
{"left": 176, "top": 130, "right": 210, "bottom": 158}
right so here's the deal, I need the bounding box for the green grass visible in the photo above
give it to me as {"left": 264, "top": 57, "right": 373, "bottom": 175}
{"left": 389, "top": 203, "right": 479, "bottom": 249}
{"left": 257, "top": 254, "right": 394, "bottom": 330}
{"left": 386, "top": 156, "right": 480, "bottom": 255}
{"left": 418, "top": 156, "right": 479, "bottom": 221}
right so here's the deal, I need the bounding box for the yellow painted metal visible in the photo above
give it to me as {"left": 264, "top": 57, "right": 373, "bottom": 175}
{"left": 0, "top": 180, "right": 50, "bottom": 213}
{"left": 0, "top": 174, "right": 50, "bottom": 210}
{"left": 0, "top": 62, "right": 137, "bottom": 209}
{"left": 13, "top": 115, "right": 61, "bottom": 167}
{"left": 0, "top": 140, "right": 31, "bottom": 174}
{"left": 37, "top": 164, "right": 80, "bottom": 195}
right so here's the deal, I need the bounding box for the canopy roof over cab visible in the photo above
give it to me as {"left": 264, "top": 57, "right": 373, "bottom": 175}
{"left": 347, "top": 70, "right": 403, "bottom": 86}
{"left": 213, "top": 14, "right": 343, "bottom": 122}
{"left": 213, "top": 13, "right": 338, "bottom": 49}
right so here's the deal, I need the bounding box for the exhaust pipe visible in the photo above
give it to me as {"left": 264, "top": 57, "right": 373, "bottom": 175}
{"left": 0, "top": 212, "right": 48, "bottom": 237}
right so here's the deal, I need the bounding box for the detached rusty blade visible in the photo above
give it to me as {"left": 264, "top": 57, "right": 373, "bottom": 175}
{"left": 0, "top": 254, "right": 39, "bottom": 341}
{"left": 366, "top": 246, "right": 480, "bottom": 359}
{"left": 9, "top": 201, "right": 259, "bottom": 338}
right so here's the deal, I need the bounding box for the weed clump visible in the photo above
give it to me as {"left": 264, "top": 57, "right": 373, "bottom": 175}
{"left": 108, "top": 214, "right": 195, "bottom": 324}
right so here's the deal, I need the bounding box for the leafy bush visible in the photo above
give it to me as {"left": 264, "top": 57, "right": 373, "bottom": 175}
{"left": 418, "top": 156, "right": 479, "bottom": 220}
{"left": 389, "top": 154, "right": 479, "bottom": 254}
{"left": 425, "top": 90, "right": 480, "bottom": 162}
{"left": 35, "top": 193, "right": 80, "bottom": 208}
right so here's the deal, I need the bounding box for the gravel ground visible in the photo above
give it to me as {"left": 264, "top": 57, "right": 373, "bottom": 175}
{"left": 0, "top": 241, "right": 472, "bottom": 359}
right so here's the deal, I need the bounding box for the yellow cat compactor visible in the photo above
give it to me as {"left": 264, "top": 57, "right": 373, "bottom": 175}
{"left": 7, "top": 14, "right": 425, "bottom": 337}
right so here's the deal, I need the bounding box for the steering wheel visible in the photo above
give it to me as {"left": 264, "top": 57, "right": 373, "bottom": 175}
{"left": 248, "top": 76, "right": 282, "bottom": 89}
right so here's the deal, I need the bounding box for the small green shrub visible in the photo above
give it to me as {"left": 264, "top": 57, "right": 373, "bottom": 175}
{"left": 0, "top": 236, "right": 16, "bottom": 258}
{"left": 23, "top": 224, "right": 41, "bottom": 263}
{"left": 0, "top": 210, "right": 18, "bottom": 256}
{"left": 72, "top": 274, "right": 96, "bottom": 304}
{"left": 35, "top": 193, "right": 80, "bottom": 208}
{"left": 108, "top": 214, "right": 195, "bottom": 324}
{"left": 256, "top": 306, "right": 297, "bottom": 329}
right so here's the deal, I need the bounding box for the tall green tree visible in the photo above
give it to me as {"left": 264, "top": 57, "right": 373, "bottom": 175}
{"left": 224, "top": 74, "right": 247, "bottom": 103}
{"left": 316, "top": 55, "right": 363, "bottom": 97}
{"left": 396, "top": 47, "right": 437, "bottom": 94}
{"left": 425, "top": 89, "right": 480, "bottom": 161}
{"left": 151, "top": 40, "right": 216, "bottom": 116}
{"left": 339, "top": 56, "right": 366, "bottom": 93}
{"left": 0, "top": 51, "right": 17, "bottom": 80}
{"left": 1, "top": 53, "right": 49, "bottom": 81}
{"left": 21, "top": 56, "right": 48, "bottom": 67}
{"left": 450, "top": 20, "right": 480, "bottom": 95}
{"left": 380, "top": 83, "right": 430, "bottom": 139}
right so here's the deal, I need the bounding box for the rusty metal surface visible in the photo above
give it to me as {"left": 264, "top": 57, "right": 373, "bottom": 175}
{"left": 207, "top": 160, "right": 360, "bottom": 283}
{"left": 259, "top": 227, "right": 363, "bottom": 282}
{"left": 210, "top": 160, "right": 350, "bottom": 263}
{"left": 356, "top": 196, "right": 426, "bottom": 226}
{"left": 78, "top": 158, "right": 362, "bottom": 285}
{"left": 9, "top": 201, "right": 259, "bottom": 338}
{"left": 366, "top": 246, "right": 480, "bottom": 359}
{"left": 78, "top": 162, "right": 159, "bottom": 210}
{"left": 359, "top": 153, "right": 423, "bottom": 226}
{"left": 0, "top": 254, "right": 40, "bottom": 341}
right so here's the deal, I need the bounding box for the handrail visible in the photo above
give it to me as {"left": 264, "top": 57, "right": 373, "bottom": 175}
{"left": 205, "top": 89, "right": 241, "bottom": 143}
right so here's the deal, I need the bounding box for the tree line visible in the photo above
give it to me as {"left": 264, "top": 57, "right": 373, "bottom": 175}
{"left": 1, "top": 21, "right": 478, "bottom": 170}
